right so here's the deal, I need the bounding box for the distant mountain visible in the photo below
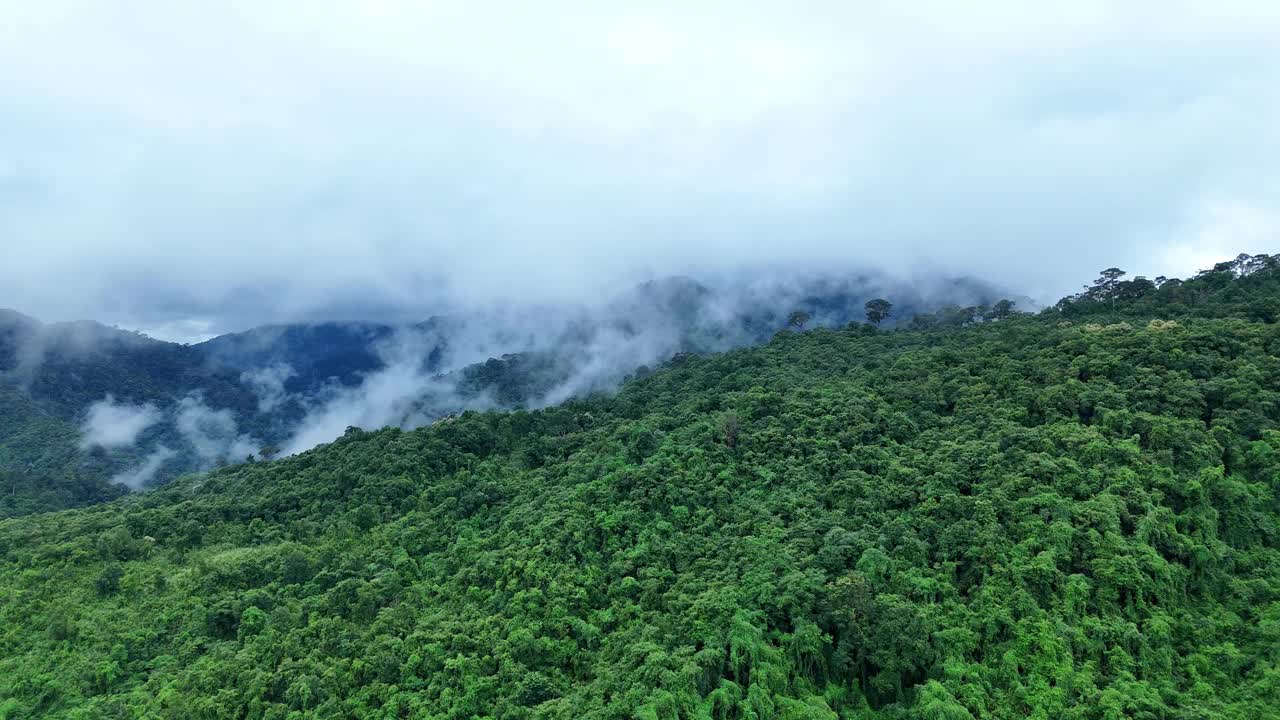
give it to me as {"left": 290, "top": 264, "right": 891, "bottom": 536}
{"left": 196, "top": 322, "right": 397, "bottom": 393}
{"left": 0, "top": 270, "right": 1020, "bottom": 515}
{"left": 0, "top": 310, "right": 259, "bottom": 417}
{"left": 0, "top": 311, "right": 288, "bottom": 511}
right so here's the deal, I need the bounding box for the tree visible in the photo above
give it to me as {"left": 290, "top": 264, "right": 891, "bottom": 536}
{"left": 787, "top": 311, "right": 811, "bottom": 330}
{"left": 1117, "top": 276, "right": 1156, "bottom": 301}
{"left": 864, "top": 299, "right": 892, "bottom": 326}
{"left": 1090, "top": 268, "right": 1127, "bottom": 306}
{"left": 238, "top": 606, "right": 268, "bottom": 640}
{"left": 258, "top": 445, "right": 281, "bottom": 461}
{"left": 986, "top": 299, "right": 1016, "bottom": 321}
{"left": 718, "top": 412, "right": 741, "bottom": 449}
{"left": 1095, "top": 267, "right": 1126, "bottom": 288}
{"left": 626, "top": 423, "right": 659, "bottom": 463}
{"left": 95, "top": 564, "right": 123, "bottom": 596}
{"left": 282, "top": 551, "right": 312, "bottom": 585}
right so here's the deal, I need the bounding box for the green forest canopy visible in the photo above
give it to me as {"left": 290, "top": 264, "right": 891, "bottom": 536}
{"left": 1, "top": 255, "right": 1278, "bottom": 718}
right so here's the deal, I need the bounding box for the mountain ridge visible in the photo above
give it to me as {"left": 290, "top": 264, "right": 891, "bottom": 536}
{"left": 1, "top": 271, "right": 1024, "bottom": 515}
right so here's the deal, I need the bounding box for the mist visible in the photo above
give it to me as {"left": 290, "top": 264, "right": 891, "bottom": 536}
{"left": 281, "top": 329, "right": 465, "bottom": 455}
{"left": 240, "top": 364, "right": 297, "bottom": 413}
{"left": 175, "top": 394, "right": 260, "bottom": 466}
{"left": 2, "top": 3, "right": 1277, "bottom": 341}
{"left": 277, "top": 268, "right": 1008, "bottom": 454}
{"left": 110, "top": 446, "right": 175, "bottom": 490}
{"left": 79, "top": 396, "right": 161, "bottom": 449}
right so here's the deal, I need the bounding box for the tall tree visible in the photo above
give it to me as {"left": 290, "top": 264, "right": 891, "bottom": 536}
{"left": 864, "top": 299, "right": 892, "bottom": 326}
{"left": 1091, "top": 268, "right": 1127, "bottom": 306}
{"left": 986, "top": 299, "right": 1016, "bottom": 321}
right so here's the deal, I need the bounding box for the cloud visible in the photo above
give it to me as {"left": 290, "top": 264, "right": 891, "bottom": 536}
{"left": 1155, "top": 198, "right": 1280, "bottom": 280}
{"left": 110, "top": 445, "right": 176, "bottom": 490}
{"left": 241, "top": 363, "right": 297, "bottom": 412}
{"left": 281, "top": 326, "right": 489, "bottom": 454}
{"left": 175, "top": 394, "right": 260, "bottom": 465}
{"left": 280, "top": 269, "right": 1006, "bottom": 452}
{"left": 79, "top": 395, "right": 162, "bottom": 449}
{"left": 1, "top": 3, "right": 1277, "bottom": 337}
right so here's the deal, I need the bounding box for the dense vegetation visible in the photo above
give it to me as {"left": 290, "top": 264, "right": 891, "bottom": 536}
{"left": 0, "top": 313, "right": 286, "bottom": 515}
{"left": 196, "top": 322, "right": 423, "bottom": 396}
{"left": 0, "top": 276, "right": 1007, "bottom": 517}
{"left": 0, "top": 384, "right": 126, "bottom": 516}
{"left": 0, "top": 311, "right": 266, "bottom": 424}
{"left": 0, "top": 256, "right": 1277, "bottom": 718}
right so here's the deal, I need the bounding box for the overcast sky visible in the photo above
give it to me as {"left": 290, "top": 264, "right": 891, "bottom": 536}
{"left": 2, "top": 2, "right": 1278, "bottom": 341}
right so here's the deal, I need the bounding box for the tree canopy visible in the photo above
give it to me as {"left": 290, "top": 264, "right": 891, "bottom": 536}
{"left": 864, "top": 299, "right": 892, "bottom": 326}
{"left": 1, "top": 257, "right": 1279, "bottom": 718}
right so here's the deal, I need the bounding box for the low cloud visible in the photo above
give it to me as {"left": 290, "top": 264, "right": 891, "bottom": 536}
{"left": 79, "top": 395, "right": 161, "bottom": 449}
{"left": 282, "top": 327, "right": 488, "bottom": 454}
{"left": 280, "top": 270, "right": 1010, "bottom": 453}
{"left": 176, "top": 394, "right": 260, "bottom": 465}
{"left": 240, "top": 363, "right": 297, "bottom": 412}
{"left": 110, "top": 445, "right": 176, "bottom": 490}
{"left": 2, "top": 4, "right": 1275, "bottom": 333}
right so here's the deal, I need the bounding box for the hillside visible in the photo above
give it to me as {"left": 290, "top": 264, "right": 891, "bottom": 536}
{"left": 0, "top": 383, "right": 127, "bottom": 516}
{"left": 0, "top": 313, "right": 289, "bottom": 513}
{"left": 0, "top": 258, "right": 1277, "bottom": 718}
{"left": 0, "top": 312, "right": 260, "bottom": 420}
{"left": 196, "top": 322, "right": 412, "bottom": 395}
{"left": 0, "top": 273, "right": 1009, "bottom": 516}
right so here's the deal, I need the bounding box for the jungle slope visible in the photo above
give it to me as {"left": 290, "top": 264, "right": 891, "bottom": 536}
{"left": 0, "top": 259, "right": 1278, "bottom": 719}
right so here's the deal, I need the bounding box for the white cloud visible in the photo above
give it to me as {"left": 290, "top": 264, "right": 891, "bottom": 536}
{"left": 1, "top": 2, "right": 1278, "bottom": 332}
{"left": 1155, "top": 199, "right": 1280, "bottom": 280}
{"left": 175, "top": 394, "right": 261, "bottom": 465}
{"left": 110, "top": 445, "right": 176, "bottom": 490}
{"left": 241, "top": 363, "right": 297, "bottom": 413}
{"left": 79, "top": 395, "right": 161, "bottom": 449}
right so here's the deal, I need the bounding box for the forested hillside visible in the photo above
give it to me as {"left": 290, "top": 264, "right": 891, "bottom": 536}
{"left": 0, "top": 384, "right": 126, "bottom": 516}
{"left": 0, "top": 273, "right": 1007, "bottom": 516}
{"left": 0, "top": 257, "right": 1277, "bottom": 718}
{"left": 0, "top": 312, "right": 289, "bottom": 513}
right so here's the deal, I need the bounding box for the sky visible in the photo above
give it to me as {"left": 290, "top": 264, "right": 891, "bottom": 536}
{"left": 2, "top": 1, "right": 1278, "bottom": 342}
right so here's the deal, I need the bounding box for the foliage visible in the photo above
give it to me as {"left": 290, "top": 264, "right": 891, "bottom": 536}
{"left": 1, "top": 259, "right": 1279, "bottom": 717}
{"left": 863, "top": 299, "right": 892, "bottom": 326}
{"left": 0, "top": 384, "right": 126, "bottom": 517}
{"left": 0, "top": 313, "right": 301, "bottom": 505}
{"left": 1053, "top": 253, "right": 1280, "bottom": 322}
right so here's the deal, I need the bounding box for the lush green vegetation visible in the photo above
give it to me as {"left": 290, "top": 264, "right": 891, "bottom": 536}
{"left": 0, "top": 312, "right": 295, "bottom": 512}
{"left": 0, "top": 384, "right": 126, "bottom": 516}
{"left": 1, "top": 258, "right": 1278, "bottom": 718}
{"left": 0, "top": 313, "right": 254, "bottom": 422}
{"left": 0, "top": 276, "right": 1004, "bottom": 517}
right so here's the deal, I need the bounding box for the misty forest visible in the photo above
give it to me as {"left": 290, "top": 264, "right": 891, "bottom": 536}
{"left": 0, "top": 273, "right": 1004, "bottom": 517}
{"left": 5, "top": 3, "right": 1280, "bottom": 719}
{"left": 2, "top": 255, "right": 1279, "bottom": 718}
